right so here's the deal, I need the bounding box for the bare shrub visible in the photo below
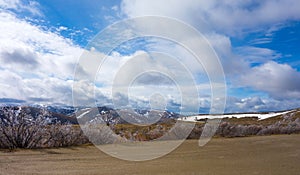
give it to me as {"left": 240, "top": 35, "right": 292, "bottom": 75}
{"left": 187, "top": 124, "right": 204, "bottom": 139}
{"left": 0, "top": 107, "right": 49, "bottom": 149}
{"left": 243, "top": 125, "right": 263, "bottom": 135}
{"left": 216, "top": 122, "right": 264, "bottom": 137}
{"left": 82, "top": 124, "right": 124, "bottom": 145}
{"left": 0, "top": 107, "right": 89, "bottom": 149}
{"left": 45, "top": 124, "right": 88, "bottom": 147}
{"left": 258, "top": 120, "right": 300, "bottom": 136}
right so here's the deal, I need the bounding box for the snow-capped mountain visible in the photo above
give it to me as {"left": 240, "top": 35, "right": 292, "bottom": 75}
{"left": 29, "top": 104, "right": 78, "bottom": 116}
{"left": 0, "top": 106, "right": 78, "bottom": 124}
{"left": 74, "top": 107, "right": 182, "bottom": 125}
{"left": 1, "top": 104, "right": 299, "bottom": 127}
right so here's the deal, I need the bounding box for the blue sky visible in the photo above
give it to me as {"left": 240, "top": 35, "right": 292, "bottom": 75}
{"left": 35, "top": 0, "right": 121, "bottom": 45}
{"left": 0, "top": 0, "right": 300, "bottom": 113}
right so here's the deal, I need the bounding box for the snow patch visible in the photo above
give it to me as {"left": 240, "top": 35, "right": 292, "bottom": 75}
{"left": 178, "top": 110, "right": 295, "bottom": 122}
{"left": 76, "top": 108, "right": 91, "bottom": 119}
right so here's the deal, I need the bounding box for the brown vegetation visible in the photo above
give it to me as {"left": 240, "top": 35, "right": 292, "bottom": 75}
{"left": 0, "top": 107, "right": 88, "bottom": 149}
{"left": 1, "top": 106, "right": 300, "bottom": 150}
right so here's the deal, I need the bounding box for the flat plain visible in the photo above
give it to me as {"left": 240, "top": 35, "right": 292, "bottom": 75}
{"left": 1, "top": 134, "right": 300, "bottom": 175}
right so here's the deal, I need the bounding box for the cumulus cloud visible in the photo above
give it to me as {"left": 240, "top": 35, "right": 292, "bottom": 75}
{"left": 120, "top": 0, "right": 296, "bottom": 68}
{"left": 0, "top": 0, "right": 42, "bottom": 16}
{"left": 240, "top": 61, "right": 300, "bottom": 99}
{"left": 121, "top": 0, "right": 300, "bottom": 35}
{"left": 121, "top": 1, "right": 277, "bottom": 77}
{"left": 223, "top": 96, "right": 265, "bottom": 113}
{"left": 0, "top": 3, "right": 84, "bottom": 105}
{"left": 0, "top": 0, "right": 299, "bottom": 113}
{"left": 0, "top": 11, "right": 82, "bottom": 77}
{"left": 120, "top": 0, "right": 300, "bottom": 112}
{"left": 119, "top": 0, "right": 300, "bottom": 68}
{"left": 89, "top": 50, "right": 202, "bottom": 112}
{"left": 133, "top": 72, "right": 174, "bottom": 85}
{"left": 1, "top": 47, "right": 39, "bottom": 69}
{"left": 225, "top": 96, "right": 300, "bottom": 113}
{"left": 235, "top": 46, "right": 282, "bottom": 64}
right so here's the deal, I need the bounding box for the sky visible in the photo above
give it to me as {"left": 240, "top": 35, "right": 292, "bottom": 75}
{"left": 0, "top": 0, "right": 300, "bottom": 113}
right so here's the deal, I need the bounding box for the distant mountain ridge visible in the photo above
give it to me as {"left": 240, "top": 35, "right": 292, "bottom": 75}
{"left": 74, "top": 106, "right": 182, "bottom": 125}
{"left": 1, "top": 105, "right": 299, "bottom": 126}
{"left": 0, "top": 106, "right": 78, "bottom": 124}
{"left": 0, "top": 105, "right": 183, "bottom": 125}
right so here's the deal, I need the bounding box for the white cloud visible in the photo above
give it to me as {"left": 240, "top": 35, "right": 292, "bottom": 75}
{"left": 121, "top": 3, "right": 253, "bottom": 78}
{"left": 119, "top": 0, "right": 298, "bottom": 75}
{"left": 0, "top": 0, "right": 42, "bottom": 16}
{"left": 240, "top": 61, "right": 300, "bottom": 99}
{"left": 121, "top": 0, "right": 300, "bottom": 35}
{"left": 235, "top": 46, "right": 282, "bottom": 64}
{"left": 225, "top": 96, "right": 300, "bottom": 113}
{"left": 0, "top": 0, "right": 19, "bottom": 9}
{"left": 0, "top": 11, "right": 83, "bottom": 78}
{"left": 1, "top": 0, "right": 299, "bottom": 113}
{"left": 0, "top": 5, "right": 84, "bottom": 105}
{"left": 1, "top": 47, "right": 39, "bottom": 69}
{"left": 57, "top": 26, "right": 68, "bottom": 32}
{"left": 120, "top": 0, "right": 299, "bottom": 81}
{"left": 0, "top": 69, "right": 24, "bottom": 99}
{"left": 236, "top": 96, "right": 265, "bottom": 111}
{"left": 120, "top": 0, "right": 300, "bottom": 112}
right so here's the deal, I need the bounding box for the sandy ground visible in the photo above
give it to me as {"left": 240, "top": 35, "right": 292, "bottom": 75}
{"left": 1, "top": 134, "right": 300, "bottom": 175}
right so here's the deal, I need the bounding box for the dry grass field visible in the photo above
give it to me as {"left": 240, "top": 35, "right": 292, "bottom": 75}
{"left": 1, "top": 134, "right": 300, "bottom": 175}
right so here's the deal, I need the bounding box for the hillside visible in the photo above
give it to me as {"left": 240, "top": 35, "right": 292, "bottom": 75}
{"left": 1, "top": 105, "right": 300, "bottom": 142}
{"left": 189, "top": 109, "right": 300, "bottom": 139}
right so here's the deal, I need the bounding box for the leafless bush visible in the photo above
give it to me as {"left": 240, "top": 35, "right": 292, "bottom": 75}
{"left": 0, "top": 107, "right": 49, "bottom": 149}
{"left": 44, "top": 124, "right": 88, "bottom": 147}
{"left": 215, "top": 114, "right": 300, "bottom": 137}
{"left": 187, "top": 124, "right": 204, "bottom": 139}
{"left": 243, "top": 124, "right": 263, "bottom": 135}
{"left": 258, "top": 120, "right": 300, "bottom": 135}
{"left": 0, "top": 107, "right": 89, "bottom": 149}
{"left": 216, "top": 122, "right": 264, "bottom": 137}
{"left": 82, "top": 124, "right": 124, "bottom": 145}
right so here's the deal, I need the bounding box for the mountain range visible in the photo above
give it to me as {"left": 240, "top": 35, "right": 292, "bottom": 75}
{"left": 0, "top": 105, "right": 299, "bottom": 126}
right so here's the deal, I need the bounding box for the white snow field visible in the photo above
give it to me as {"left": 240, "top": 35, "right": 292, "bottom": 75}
{"left": 178, "top": 110, "right": 295, "bottom": 122}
